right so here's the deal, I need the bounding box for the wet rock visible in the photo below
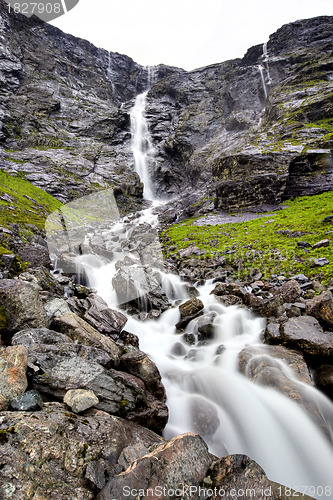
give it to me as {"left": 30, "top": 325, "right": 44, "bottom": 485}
{"left": 0, "top": 402, "right": 164, "bottom": 499}
{"left": 63, "top": 389, "right": 99, "bottom": 413}
{"left": 32, "top": 356, "right": 146, "bottom": 417}
{"left": 83, "top": 295, "right": 127, "bottom": 335}
{"left": 207, "top": 455, "right": 279, "bottom": 499}
{"left": 244, "top": 294, "right": 285, "bottom": 318}
{"left": 176, "top": 297, "right": 204, "bottom": 328}
{"left": 0, "top": 345, "right": 28, "bottom": 410}
{"left": 237, "top": 346, "right": 332, "bottom": 433}
{"left": 281, "top": 316, "right": 333, "bottom": 357}
{"left": 97, "top": 433, "right": 212, "bottom": 500}
{"left": 120, "top": 351, "right": 166, "bottom": 402}
{"left": 312, "top": 364, "right": 333, "bottom": 399}
{"left": 196, "top": 312, "right": 216, "bottom": 340}
{"left": 126, "top": 392, "right": 169, "bottom": 435}
{"left": 215, "top": 294, "right": 243, "bottom": 307}
{"left": 189, "top": 396, "right": 220, "bottom": 437}
{"left": 10, "top": 389, "right": 44, "bottom": 411}
{"left": 112, "top": 262, "right": 170, "bottom": 314}
{"left": 239, "top": 345, "right": 313, "bottom": 387}
{"left": 305, "top": 291, "right": 333, "bottom": 326}
{"left": 274, "top": 279, "right": 301, "bottom": 303}
{"left": 0, "top": 279, "right": 49, "bottom": 334}
{"left": 52, "top": 312, "right": 121, "bottom": 365}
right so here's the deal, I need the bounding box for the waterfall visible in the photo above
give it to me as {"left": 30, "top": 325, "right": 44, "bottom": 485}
{"left": 107, "top": 51, "right": 116, "bottom": 95}
{"left": 258, "top": 65, "right": 268, "bottom": 98}
{"left": 130, "top": 91, "right": 157, "bottom": 201}
{"left": 263, "top": 42, "right": 272, "bottom": 85}
{"left": 122, "top": 279, "right": 333, "bottom": 497}
{"left": 258, "top": 42, "right": 272, "bottom": 99}
{"left": 49, "top": 190, "right": 333, "bottom": 495}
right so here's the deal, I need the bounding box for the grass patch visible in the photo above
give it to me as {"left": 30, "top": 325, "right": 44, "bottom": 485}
{"left": 0, "top": 170, "right": 62, "bottom": 230}
{"left": 162, "top": 191, "right": 333, "bottom": 284}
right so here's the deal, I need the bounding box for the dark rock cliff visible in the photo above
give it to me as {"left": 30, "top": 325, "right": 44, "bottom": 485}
{"left": 0, "top": 0, "right": 332, "bottom": 211}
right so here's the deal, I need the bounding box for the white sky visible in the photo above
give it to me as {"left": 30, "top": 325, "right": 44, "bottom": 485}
{"left": 50, "top": 0, "right": 333, "bottom": 70}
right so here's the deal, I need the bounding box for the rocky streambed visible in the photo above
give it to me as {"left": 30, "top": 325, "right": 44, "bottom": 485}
{"left": 0, "top": 252, "right": 332, "bottom": 498}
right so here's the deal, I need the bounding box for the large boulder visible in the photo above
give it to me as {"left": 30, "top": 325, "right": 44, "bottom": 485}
{"left": 31, "top": 356, "right": 146, "bottom": 416}
{"left": 0, "top": 279, "right": 49, "bottom": 335}
{"left": 176, "top": 297, "right": 204, "bottom": 328}
{"left": 206, "top": 455, "right": 314, "bottom": 499}
{"left": 97, "top": 433, "right": 212, "bottom": 500}
{"left": 305, "top": 291, "right": 333, "bottom": 327}
{"left": 238, "top": 345, "right": 331, "bottom": 435}
{"left": 52, "top": 312, "right": 121, "bottom": 365}
{"left": 207, "top": 455, "right": 279, "bottom": 499}
{"left": 280, "top": 316, "right": 333, "bottom": 358}
{"left": 112, "top": 261, "right": 170, "bottom": 314}
{"left": 120, "top": 351, "right": 166, "bottom": 402}
{"left": 274, "top": 279, "right": 301, "bottom": 303}
{"left": 0, "top": 402, "right": 164, "bottom": 499}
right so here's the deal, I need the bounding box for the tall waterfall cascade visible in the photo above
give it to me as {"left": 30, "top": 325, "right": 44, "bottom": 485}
{"left": 69, "top": 197, "right": 333, "bottom": 497}
{"left": 50, "top": 55, "right": 333, "bottom": 495}
{"left": 130, "top": 66, "right": 158, "bottom": 201}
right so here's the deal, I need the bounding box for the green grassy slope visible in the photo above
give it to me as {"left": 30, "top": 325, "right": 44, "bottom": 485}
{"left": 162, "top": 192, "right": 333, "bottom": 284}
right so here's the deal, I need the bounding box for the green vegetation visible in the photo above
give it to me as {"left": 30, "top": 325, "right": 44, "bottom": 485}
{"left": 0, "top": 170, "right": 62, "bottom": 230}
{"left": 162, "top": 191, "right": 333, "bottom": 284}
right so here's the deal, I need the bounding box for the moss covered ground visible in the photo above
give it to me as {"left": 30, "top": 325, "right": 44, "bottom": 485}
{"left": 162, "top": 191, "right": 333, "bottom": 284}
{"left": 0, "top": 170, "right": 62, "bottom": 230}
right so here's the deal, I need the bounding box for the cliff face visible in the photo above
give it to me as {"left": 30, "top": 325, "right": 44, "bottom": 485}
{"left": 0, "top": 0, "right": 332, "bottom": 211}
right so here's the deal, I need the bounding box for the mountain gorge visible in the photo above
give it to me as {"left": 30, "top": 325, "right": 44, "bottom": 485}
{"left": 0, "top": 3, "right": 333, "bottom": 499}
{"left": 0, "top": 1, "right": 332, "bottom": 214}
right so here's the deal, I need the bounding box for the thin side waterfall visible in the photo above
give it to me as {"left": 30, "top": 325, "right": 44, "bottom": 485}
{"left": 258, "top": 65, "right": 268, "bottom": 98}
{"left": 107, "top": 51, "right": 116, "bottom": 95}
{"left": 130, "top": 66, "right": 158, "bottom": 201}
{"left": 263, "top": 42, "right": 272, "bottom": 85}
{"left": 258, "top": 42, "right": 272, "bottom": 99}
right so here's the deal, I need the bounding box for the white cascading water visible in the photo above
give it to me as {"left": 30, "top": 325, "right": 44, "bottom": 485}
{"left": 258, "top": 64, "right": 268, "bottom": 98}
{"left": 258, "top": 42, "right": 272, "bottom": 100}
{"left": 72, "top": 67, "right": 333, "bottom": 498}
{"left": 130, "top": 66, "right": 158, "bottom": 201}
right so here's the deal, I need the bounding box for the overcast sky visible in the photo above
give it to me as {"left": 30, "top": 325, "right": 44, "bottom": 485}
{"left": 50, "top": 0, "right": 333, "bottom": 70}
